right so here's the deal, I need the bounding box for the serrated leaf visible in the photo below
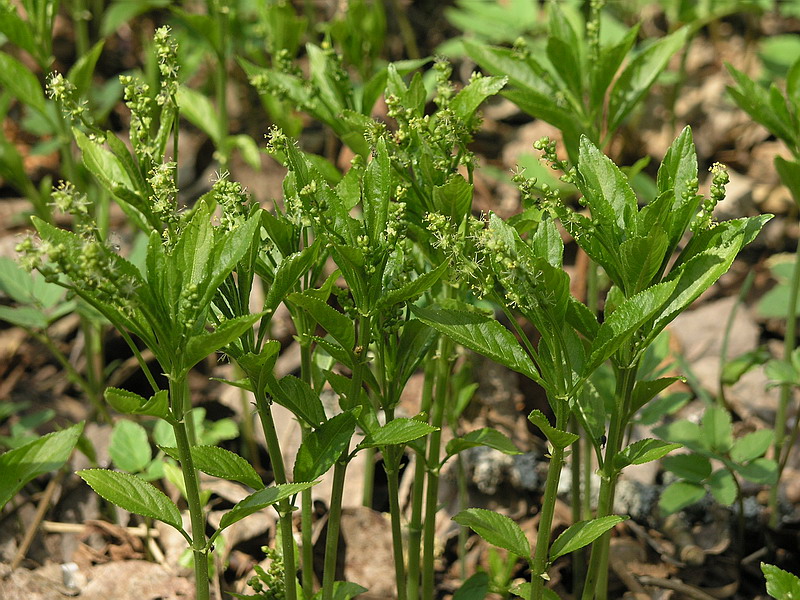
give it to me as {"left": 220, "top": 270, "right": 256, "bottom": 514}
{"left": 527, "top": 410, "right": 578, "bottom": 449}
{"left": 662, "top": 454, "right": 712, "bottom": 483}
{"left": 311, "top": 582, "right": 369, "bottom": 600}
{"left": 288, "top": 292, "right": 355, "bottom": 353}
{"left": 263, "top": 244, "right": 320, "bottom": 317}
{"left": 360, "top": 418, "right": 437, "bottom": 449}
{"left": 0, "top": 422, "right": 84, "bottom": 507}
{"left": 105, "top": 387, "right": 168, "bottom": 419}
{"left": 614, "top": 438, "right": 681, "bottom": 470}
{"left": 730, "top": 429, "right": 774, "bottom": 463}
{"left": 67, "top": 40, "right": 105, "bottom": 97}
{"left": 453, "top": 508, "right": 530, "bottom": 557}
{"left": 273, "top": 375, "right": 327, "bottom": 429}
{"left": 218, "top": 481, "right": 317, "bottom": 532}
{"left": 585, "top": 280, "right": 677, "bottom": 373}
{"left": 549, "top": 515, "right": 628, "bottom": 561}
{"left": 188, "top": 446, "right": 263, "bottom": 490}
{"left": 78, "top": 469, "right": 182, "bottom": 530}
{"left": 294, "top": 411, "right": 356, "bottom": 482}
{"left": 450, "top": 75, "right": 507, "bottom": 121}
{"left": 412, "top": 304, "right": 541, "bottom": 384}
{"left": 110, "top": 420, "right": 151, "bottom": 473}
{"left": 377, "top": 261, "right": 449, "bottom": 311}
{"left": 446, "top": 428, "right": 521, "bottom": 457}
{"left": 182, "top": 313, "right": 263, "bottom": 375}
{"left": 762, "top": 562, "right": 800, "bottom": 599}
{"left": 608, "top": 27, "right": 689, "bottom": 132}
{"left": 659, "top": 480, "right": 706, "bottom": 515}
{"left": 708, "top": 469, "right": 737, "bottom": 506}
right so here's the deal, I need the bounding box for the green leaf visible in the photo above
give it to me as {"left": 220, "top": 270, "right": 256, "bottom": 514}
{"left": 702, "top": 406, "right": 734, "bottom": 454}
{"left": 733, "top": 457, "right": 778, "bottom": 485}
{"left": 67, "top": 40, "right": 105, "bottom": 97}
{"left": 661, "top": 454, "right": 712, "bottom": 483}
{"left": 576, "top": 135, "right": 639, "bottom": 236}
{"left": 638, "top": 392, "right": 691, "bottom": 426}
{"left": 311, "top": 582, "right": 369, "bottom": 600}
{"left": 775, "top": 157, "right": 800, "bottom": 210}
{"left": 509, "top": 583, "right": 561, "bottom": 600}
{"left": 608, "top": 27, "right": 689, "bottom": 132}
{"left": 0, "top": 52, "right": 47, "bottom": 116}
{"left": 450, "top": 75, "right": 507, "bottom": 121}
{"left": 527, "top": 410, "right": 579, "bottom": 449}
{"left": 263, "top": 244, "right": 320, "bottom": 317}
{"left": 412, "top": 304, "right": 541, "bottom": 384}
{"left": 432, "top": 175, "right": 474, "bottom": 225}
{"left": 708, "top": 469, "right": 737, "bottom": 506}
{"left": 762, "top": 562, "right": 800, "bottom": 599}
{"left": 105, "top": 388, "right": 169, "bottom": 419}
{"left": 629, "top": 377, "right": 682, "bottom": 417}
{"left": 176, "top": 85, "right": 224, "bottom": 144}
{"left": 218, "top": 482, "right": 317, "bottom": 532}
{"left": 360, "top": 418, "right": 438, "bottom": 448}
{"left": 273, "top": 375, "right": 327, "bottom": 429}
{"left": 654, "top": 419, "right": 705, "bottom": 452}
{"left": 377, "top": 261, "right": 449, "bottom": 311}
{"left": 446, "top": 428, "right": 521, "bottom": 457}
{"left": 288, "top": 292, "right": 355, "bottom": 353}
{"left": 453, "top": 508, "right": 530, "bottom": 557}
{"left": 0, "top": 422, "right": 84, "bottom": 507}
{"left": 294, "top": 411, "right": 357, "bottom": 482}
{"left": 730, "top": 429, "right": 774, "bottom": 463}
{"left": 658, "top": 480, "right": 706, "bottom": 515}
{"left": 453, "top": 572, "right": 489, "bottom": 600}
{"left": 614, "top": 438, "right": 681, "bottom": 470}
{"left": 549, "top": 515, "right": 628, "bottom": 561}
{"left": 78, "top": 469, "right": 183, "bottom": 531}
{"left": 178, "top": 445, "right": 263, "bottom": 490}
{"left": 182, "top": 313, "right": 263, "bottom": 375}
{"left": 585, "top": 280, "right": 677, "bottom": 373}
{"left": 392, "top": 319, "right": 437, "bottom": 391}
{"left": 110, "top": 420, "right": 151, "bottom": 473}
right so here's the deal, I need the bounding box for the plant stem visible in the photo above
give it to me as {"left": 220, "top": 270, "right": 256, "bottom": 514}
{"left": 385, "top": 446, "right": 408, "bottom": 600}
{"left": 770, "top": 234, "right": 800, "bottom": 527}
{"left": 321, "top": 316, "right": 372, "bottom": 600}
{"left": 213, "top": 1, "right": 229, "bottom": 171}
{"left": 407, "top": 358, "right": 435, "bottom": 600}
{"left": 580, "top": 365, "right": 637, "bottom": 600}
{"left": 170, "top": 377, "right": 210, "bottom": 600}
{"left": 530, "top": 402, "right": 568, "bottom": 600}
{"left": 421, "top": 337, "right": 453, "bottom": 600}
{"left": 254, "top": 390, "right": 298, "bottom": 600}
{"left": 299, "top": 338, "right": 316, "bottom": 596}
{"left": 456, "top": 453, "right": 468, "bottom": 581}
{"left": 570, "top": 416, "right": 585, "bottom": 596}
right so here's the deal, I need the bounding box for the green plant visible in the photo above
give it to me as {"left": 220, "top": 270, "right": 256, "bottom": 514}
{"left": 655, "top": 405, "right": 777, "bottom": 553}
{"left": 416, "top": 127, "right": 769, "bottom": 599}
{"left": 762, "top": 562, "right": 800, "bottom": 599}
{"left": 727, "top": 52, "right": 800, "bottom": 528}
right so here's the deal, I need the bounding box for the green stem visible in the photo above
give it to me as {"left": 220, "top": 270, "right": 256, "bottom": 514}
{"left": 300, "top": 339, "right": 316, "bottom": 596}
{"left": 254, "top": 390, "right": 298, "bottom": 600}
{"left": 529, "top": 403, "right": 568, "bottom": 600}
{"left": 321, "top": 460, "right": 347, "bottom": 599}
{"left": 770, "top": 233, "right": 800, "bottom": 527}
{"left": 170, "top": 378, "right": 210, "bottom": 600}
{"left": 407, "top": 358, "right": 435, "bottom": 600}
{"left": 580, "top": 365, "right": 637, "bottom": 600}
{"left": 72, "top": 0, "right": 90, "bottom": 58}
{"left": 214, "top": 2, "right": 229, "bottom": 171}
{"left": 421, "top": 337, "right": 453, "bottom": 600}
{"left": 456, "top": 453, "right": 468, "bottom": 581}
{"left": 570, "top": 417, "right": 585, "bottom": 596}
{"left": 321, "top": 316, "right": 372, "bottom": 600}
{"left": 385, "top": 447, "right": 408, "bottom": 600}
